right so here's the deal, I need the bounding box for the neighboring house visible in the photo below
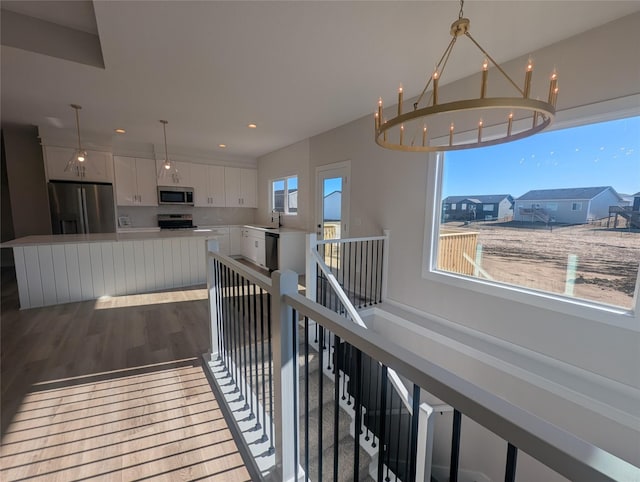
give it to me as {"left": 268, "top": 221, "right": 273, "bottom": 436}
{"left": 323, "top": 190, "right": 341, "bottom": 221}
{"left": 442, "top": 194, "right": 514, "bottom": 222}
{"left": 514, "top": 186, "right": 624, "bottom": 224}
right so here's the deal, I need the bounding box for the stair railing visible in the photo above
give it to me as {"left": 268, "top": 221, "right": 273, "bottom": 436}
{"left": 306, "top": 232, "right": 435, "bottom": 481}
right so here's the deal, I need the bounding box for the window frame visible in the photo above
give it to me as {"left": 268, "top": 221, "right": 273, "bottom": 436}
{"left": 422, "top": 96, "right": 640, "bottom": 330}
{"left": 270, "top": 174, "right": 298, "bottom": 216}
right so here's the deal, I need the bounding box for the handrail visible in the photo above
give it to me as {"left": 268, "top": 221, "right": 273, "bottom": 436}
{"left": 317, "top": 234, "right": 387, "bottom": 245}
{"left": 207, "top": 251, "right": 272, "bottom": 291}
{"left": 283, "top": 289, "right": 640, "bottom": 482}
{"left": 311, "top": 245, "right": 413, "bottom": 413}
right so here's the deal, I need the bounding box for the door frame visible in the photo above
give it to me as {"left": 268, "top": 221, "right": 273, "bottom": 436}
{"left": 315, "top": 160, "right": 350, "bottom": 239}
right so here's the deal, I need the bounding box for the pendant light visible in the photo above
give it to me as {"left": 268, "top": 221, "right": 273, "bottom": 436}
{"left": 64, "top": 104, "right": 88, "bottom": 174}
{"left": 157, "top": 119, "right": 181, "bottom": 183}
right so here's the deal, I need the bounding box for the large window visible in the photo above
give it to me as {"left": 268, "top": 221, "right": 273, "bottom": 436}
{"left": 271, "top": 175, "right": 298, "bottom": 215}
{"left": 434, "top": 115, "right": 640, "bottom": 312}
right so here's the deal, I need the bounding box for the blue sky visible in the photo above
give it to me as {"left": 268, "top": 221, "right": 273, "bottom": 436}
{"left": 443, "top": 116, "right": 640, "bottom": 198}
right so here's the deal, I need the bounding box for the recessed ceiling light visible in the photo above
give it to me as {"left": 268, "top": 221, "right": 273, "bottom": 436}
{"left": 247, "top": 123, "right": 257, "bottom": 129}
{"left": 114, "top": 128, "right": 126, "bottom": 134}
{"left": 218, "top": 144, "right": 227, "bottom": 148}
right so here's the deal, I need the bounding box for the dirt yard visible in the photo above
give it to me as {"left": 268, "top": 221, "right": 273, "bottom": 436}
{"left": 444, "top": 222, "right": 640, "bottom": 309}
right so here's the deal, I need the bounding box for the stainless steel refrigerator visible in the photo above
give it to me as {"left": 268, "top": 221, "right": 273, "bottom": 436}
{"left": 48, "top": 181, "right": 116, "bottom": 234}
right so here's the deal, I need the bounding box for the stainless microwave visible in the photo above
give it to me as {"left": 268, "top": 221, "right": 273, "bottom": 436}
{"left": 158, "top": 186, "right": 194, "bottom": 205}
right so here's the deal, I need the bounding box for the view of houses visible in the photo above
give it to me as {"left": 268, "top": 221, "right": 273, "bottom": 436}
{"left": 442, "top": 186, "right": 640, "bottom": 228}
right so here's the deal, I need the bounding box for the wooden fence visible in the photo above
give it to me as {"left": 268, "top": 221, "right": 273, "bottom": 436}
{"left": 438, "top": 230, "right": 479, "bottom": 276}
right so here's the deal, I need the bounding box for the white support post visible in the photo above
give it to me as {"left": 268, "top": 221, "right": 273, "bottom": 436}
{"left": 206, "top": 240, "right": 220, "bottom": 362}
{"left": 271, "top": 269, "right": 300, "bottom": 482}
{"left": 305, "top": 233, "right": 317, "bottom": 303}
{"left": 381, "top": 229, "right": 391, "bottom": 301}
{"left": 416, "top": 402, "right": 435, "bottom": 482}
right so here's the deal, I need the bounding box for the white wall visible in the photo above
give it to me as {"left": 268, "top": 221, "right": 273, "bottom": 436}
{"left": 257, "top": 139, "right": 310, "bottom": 230}
{"left": 257, "top": 12, "right": 640, "bottom": 469}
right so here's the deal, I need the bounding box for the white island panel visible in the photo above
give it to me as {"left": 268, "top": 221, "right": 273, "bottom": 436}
{"left": 143, "top": 239, "right": 156, "bottom": 292}
{"left": 13, "top": 248, "right": 30, "bottom": 309}
{"left": 90, "top": 244, "right": 105, "bottom": 298}
{"left": 77, "top": 244, "right": 94, "bottom": 300}
{"left": 24, "top": 246, "right": 44, "bottom": 307}
{"left": 123, "top": 241, "right": 136, "bottom": 294}
{"left": 38, "top": 246, "right": 57, "bottom": 306}
{"left": 133, "top": 241, "right": 146, "bottom": 293}
{"left": 163, "top": 239, "right": 174, "bottom": 289}
{"left": 52, "top": 245, "right": 70, "bottom": 304}
{"left": 101, "top": 243, "right": 116, "bottom": 296}
{"left": 112, "top": 242, "right": 126, "bottom": 296}
{"left": 153, "top": 239, "right": 165, "bottom": 291}
{"left": 65, "top": 244, "right": 82, "bottom": 302}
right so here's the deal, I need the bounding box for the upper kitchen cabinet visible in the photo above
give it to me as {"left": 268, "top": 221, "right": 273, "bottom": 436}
{"left": 114, "top": 156, "right": 158, "bottom": 206}
{"left": 225, "top": 167, "right": 257, "bottom": 207}
{"left": 44, "top": 146, "right": 114, "bottom": 183}
{"left": 156, "top": 160, "right": 192, "bottom": 188}
{"left": 191, "top": 163, "right": 225, "bottom": 207}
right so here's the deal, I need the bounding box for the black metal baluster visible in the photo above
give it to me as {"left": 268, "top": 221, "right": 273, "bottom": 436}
{"left": 364, "top": 240, "right": 370, "bottom": 306}
{"left": 318, "top": 325, "right": 324, "bottom": 482}
{"left": 333, "top": 335, "right": 341, "bottom": 482}
{"left": 267, "top": 293, "right": 274, "bottom": 452}
{"left": 246, "top": 279, "right": 254, "bottom": 417}
{"left": 242, "top": 276, "right": 250, "bottom": 409}
{"left": 259, "top": 287, "right": 267, "bottom": 441}
{"left": 304, "top": 316, "right": 310, "bottom": 481}
{"left": 353, "top": 347, "right": 362, "bottom": 482}
{"left": 372, "top": 240, "right": 379, "bottom": 305}
{"left": 252, "top": 281, "right": 261, "bottom": 430}
{"left": 372, "top": 361, "right": 379, "bottom": 448}
{"left": 348, "top": 241, "right": 353, "bottom": 305}
{"left": 237, "top": 273, "right": 244, "bottom": 401}
{"left": 385, "top": 389, "right": 393, "bottom": 481}
{"left": 450, "top": 409, "right": 462, "bottom": 482}
{"left": 358, "top": 241, "right": 364, "bottom": 308}
{"left": 409, "top": 384, "right": 420, "bottom": 482}
{"left": 379, "top": 240, "right": 384, "bottom": 303}
{"left": 342, "top": 341, "right": 348, "bottom": 403}
{"left": 327, "top": 330, "right": 332, "bottom": 371}
{"left": 505, "top": 443, "right": 518, "bottom": 482}
{"left": 364, "top": 356, "right": 371, "bottom": 442}
{"left": 230, "top": 267, "right": 237, "bottom": 387}
{"left": 225, "top": 266, "right": 232, "bottom": 377}
{"left": 377, "top": 365, "right": 388, "bottom": 482}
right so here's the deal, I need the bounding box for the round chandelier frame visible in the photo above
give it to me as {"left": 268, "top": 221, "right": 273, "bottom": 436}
{"left": 374, "top": 4, "right": 558, "bottom": 153}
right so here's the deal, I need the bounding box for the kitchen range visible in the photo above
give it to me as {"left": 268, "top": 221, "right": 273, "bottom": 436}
{"left": 157, "top": 214, "right": 195, "bottom": 230}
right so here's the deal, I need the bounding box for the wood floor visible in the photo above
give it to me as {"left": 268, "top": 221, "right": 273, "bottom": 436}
{"left": 1, "top": 268, "right": 252, "bottom": 481}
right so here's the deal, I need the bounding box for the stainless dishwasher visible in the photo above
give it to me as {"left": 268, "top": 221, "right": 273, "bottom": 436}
{"left": 265, "top": 231, "right": 279, "bottom": 272}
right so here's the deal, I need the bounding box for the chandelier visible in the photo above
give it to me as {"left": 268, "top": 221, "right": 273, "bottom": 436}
{"left": 157, "top": 119, "right": 181, "bottom": 183}
{"left": 64, "top": 104, "right": 88, "bottom": 174}
{"left": 375, "top": 0, "right": 558, "bottom": 152}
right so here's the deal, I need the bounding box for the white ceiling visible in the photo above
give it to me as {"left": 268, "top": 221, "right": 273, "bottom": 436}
{"left": 2, "top": 1, "right": 639, "bottom": 161}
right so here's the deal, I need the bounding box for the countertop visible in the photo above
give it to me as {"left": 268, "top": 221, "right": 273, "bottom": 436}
{"left": 2, "top": 225, "right": 308, "bottom": 247}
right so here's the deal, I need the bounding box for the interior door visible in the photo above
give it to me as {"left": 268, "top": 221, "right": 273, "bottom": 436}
{"left": 316, "top": 162, "right": 350, "bottom": 241}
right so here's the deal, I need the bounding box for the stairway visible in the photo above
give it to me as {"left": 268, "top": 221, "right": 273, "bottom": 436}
{"left": 299, "top": 325, "right": 376, "bottom": 482}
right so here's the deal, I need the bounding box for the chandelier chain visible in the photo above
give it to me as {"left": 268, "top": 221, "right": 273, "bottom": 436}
{"left": 458, "top": 0, "right": 464, "bottom": 19}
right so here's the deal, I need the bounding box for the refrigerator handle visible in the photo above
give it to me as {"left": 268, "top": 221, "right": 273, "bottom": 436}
{"left": 81, "top": 188, "right": 90, "bottom": 234}
{"left": 77, "top": 188, "right": 86, "bottom": 234}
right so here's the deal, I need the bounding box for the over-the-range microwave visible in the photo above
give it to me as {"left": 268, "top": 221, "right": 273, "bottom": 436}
{"left": 158, "top": 186, "right": 194, "bottom": 205}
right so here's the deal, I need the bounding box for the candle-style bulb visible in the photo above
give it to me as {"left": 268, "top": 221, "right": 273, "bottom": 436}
{"left": 377, "top": 97, "right": 383, "bottom": 125}
{"left": 398, "top": 84, "right": 404, "bottom": 116}
{"left": 449, "top": 123, "right": 454, "bottom": 146}
{"left": 481, "top": 58, "right": 489, "bottom": 98}
{"left": 432, "top": 70, "right": 439, "bottom": 105}
{"left": 507, "top": 112, "right": 513, "bottom": 137}
{"left": 422, "top": 125, "right": 427, "bottom": 146}
{"left": 399, "top": 124, "right": 404, "bottom": 145}
{"left": 482, "top": 58, "right": 489, "bottom": 71}
{"left": 478, "top": 119, "right": 483, "bottom": 143}
{"left": 524, "top": 58, "right": 533, "bottom": 98}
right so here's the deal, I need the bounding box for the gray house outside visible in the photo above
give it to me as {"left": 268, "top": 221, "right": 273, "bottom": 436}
{"left": 442, "top": 194, "right": 514, "bottom": 222}
{"left": 514, "top": 186, "right": 624, "bottom": 224}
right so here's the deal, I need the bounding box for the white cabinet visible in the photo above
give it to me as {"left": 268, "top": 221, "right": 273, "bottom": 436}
{"left": 114, "top": 156, "right": 158, "bottom": 206}
{"left": 229, "top": 227, "right": 243, "bottom": 256}
{"left": 156, "top": 160, "right": 192, "bottom": 187}
{"left": 44, "top": 146, "right": 114, "bottom": 182}
{"left": 191, "top": 164, "right": 225, "bottom": 207}
{"left": 240, "top": 227, "right": 266, "bottom": 267}
{"left": 224, "top": 167, "right": 257, "bottom": 207}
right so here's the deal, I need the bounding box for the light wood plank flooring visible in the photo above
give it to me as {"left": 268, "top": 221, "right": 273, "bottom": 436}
{"left": 1, "top": 268, "right": 251, "bottom": 482}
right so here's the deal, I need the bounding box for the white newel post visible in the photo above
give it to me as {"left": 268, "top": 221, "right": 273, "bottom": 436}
{"left": 271, "top": 269, "right": 300, "bottom": 482}
{"left": 305, "top": 233, "right": 317, "bottom": 303}
{"left": 206, "top": 240, "right": 220, "bottom": 362}
{"left": 416, "top": 402, "right": 435, "bottom": 482}
{"left": 382, "top": 229, "right": 391, "bottom": 301}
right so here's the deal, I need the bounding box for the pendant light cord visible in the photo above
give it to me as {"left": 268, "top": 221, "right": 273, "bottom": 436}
{"left": 161, "top": 120, "right": 169, "bottom": 164}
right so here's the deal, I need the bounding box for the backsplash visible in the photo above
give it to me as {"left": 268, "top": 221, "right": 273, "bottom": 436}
{"left": 117, "top": 205, "right": 257, "bottom": 228}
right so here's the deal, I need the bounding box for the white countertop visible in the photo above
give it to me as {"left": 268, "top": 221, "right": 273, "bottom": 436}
{"left": 2, "top": 225, "right": 308, "bottom": 247}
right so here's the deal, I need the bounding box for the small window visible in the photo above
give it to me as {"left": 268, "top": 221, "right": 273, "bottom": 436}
{"left": 451, "top": 203, "right": 457, "bottom": 210}
{"left": 572, "top": 202, "right": 582, "bottom": 211}
{"left": 271, "top": 175, "right": 298, "bottom": 215}
{"left": 461, "top": 203, "right": 467, "bottom": 210}
{"left": 547, "top": 203, "right": 558, "bottom": 211}
{"left": 483, "top": 204, "right": 494, "bottom": 212}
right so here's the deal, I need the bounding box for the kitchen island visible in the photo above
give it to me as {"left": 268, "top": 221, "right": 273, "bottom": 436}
{"left": 2, "top": 228, "right": 230, "bottom": 309}
{"left": 2, "top": 226, "right": 308, "bottom": 310}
